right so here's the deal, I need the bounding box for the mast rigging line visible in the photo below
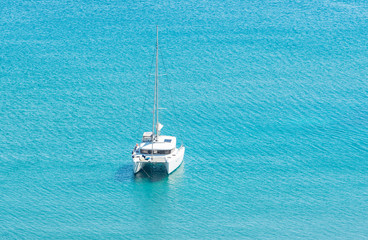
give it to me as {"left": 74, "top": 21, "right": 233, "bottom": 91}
{"left": 158, "top": 37, "right": 183, "bottom": 143}
{"left": 135, "top": 39, "right": 156, "bottom": 139}
{"left": 135, "top": 27, "right": 183, "bottom": 144}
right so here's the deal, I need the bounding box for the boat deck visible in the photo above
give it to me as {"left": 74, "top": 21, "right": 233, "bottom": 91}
{"left": 134, "top": 155, "right": 171, "bottom": 163}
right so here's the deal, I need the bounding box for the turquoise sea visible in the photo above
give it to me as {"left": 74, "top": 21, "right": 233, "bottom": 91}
{"left": 1, "top": 0, "right": 367, "bottom": 239}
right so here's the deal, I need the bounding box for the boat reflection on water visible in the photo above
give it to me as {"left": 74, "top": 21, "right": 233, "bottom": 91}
{"left": 134, "top": 162, "right": 185, "bottom": 183}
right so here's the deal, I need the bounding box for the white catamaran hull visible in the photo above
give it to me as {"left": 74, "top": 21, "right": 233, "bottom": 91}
{"left": 133, "top": 146, "right": 185, "bottom": 174}
{"left": 165, "top": 146, "right": 185, "bottom": 174}
{"left": 134, "top": 161, "right": 147, "bottom": 174}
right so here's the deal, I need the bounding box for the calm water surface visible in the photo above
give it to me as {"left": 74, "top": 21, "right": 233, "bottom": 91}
{"left": 1, "top": 0, "right": 367, "bottom": 239}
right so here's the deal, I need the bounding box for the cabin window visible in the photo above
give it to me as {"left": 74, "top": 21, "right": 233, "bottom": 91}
{"left": 164, "top": 139, "right": 172, "bottom": 143}
{"left": 140, "top": 149, "right": 172, "bottom": 154}
{"left": 157, "top": 150, "right": 172, "bottom": 154}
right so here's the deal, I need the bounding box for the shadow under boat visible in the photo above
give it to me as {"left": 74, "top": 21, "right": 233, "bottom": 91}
{"left": 115, "top": 163, "right": 168, "bottom": 182}
{"left": 115, "top": 163, "right": 135, "bottom": 182}
{"left": 116, "top": 162, "right": 184, "bottom": 183}
{"left": 134, "top": 163, "right": 169, "bottom": 182}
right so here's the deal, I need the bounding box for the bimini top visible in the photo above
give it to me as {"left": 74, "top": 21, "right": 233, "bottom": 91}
{"left": 140, "top": 135, "right": 177, "bottom": 151}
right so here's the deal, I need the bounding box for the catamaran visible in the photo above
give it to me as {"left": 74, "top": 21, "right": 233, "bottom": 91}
{"left": 132, "top": 27, "right": 185, "bottom": 174}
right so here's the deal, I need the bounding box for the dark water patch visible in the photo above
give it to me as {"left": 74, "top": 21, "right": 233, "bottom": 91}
{"left": 114, "top": 163, "right": 134, "bottom": 183}
{"left": 134, "top": 164, "right": 169, "bottom": 183}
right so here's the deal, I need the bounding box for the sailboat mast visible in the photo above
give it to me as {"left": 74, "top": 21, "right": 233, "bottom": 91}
{"left": 152, "top": 26, "right": 159, "bottom": 141}
{"left": 155, "top": 26, "right": 159, "bottom": 137}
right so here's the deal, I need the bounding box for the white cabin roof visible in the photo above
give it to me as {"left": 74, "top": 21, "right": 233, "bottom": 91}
{"left": 140, "top": 135, "right": 177, "bottom": 150}
{"left": 143, "top": 132, "right": 153, "bottom": 137}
